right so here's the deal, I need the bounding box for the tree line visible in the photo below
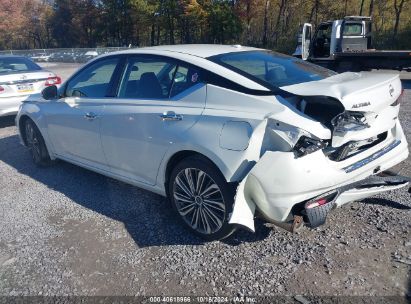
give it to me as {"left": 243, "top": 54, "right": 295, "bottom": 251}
{"left": 1, "top": 0, "right": 410, "bottom": 53}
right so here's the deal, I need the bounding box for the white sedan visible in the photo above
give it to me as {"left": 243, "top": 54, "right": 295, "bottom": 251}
{"left": 0, "top": 56, "right": 61, "bottom": 117}
{"left": 16, "top": 45, "right": 409, "bottom": 240}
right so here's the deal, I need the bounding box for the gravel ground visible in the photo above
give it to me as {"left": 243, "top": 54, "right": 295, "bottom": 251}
{"left": 0, "top": 68, "right": 410, "bottom": 302}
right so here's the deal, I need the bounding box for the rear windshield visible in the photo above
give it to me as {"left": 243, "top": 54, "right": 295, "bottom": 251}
{"left": 0, "top": 57, "right": 42, "bottom": 75}
{"left": 208, "top": 51, "right": 336, "bottom": 89}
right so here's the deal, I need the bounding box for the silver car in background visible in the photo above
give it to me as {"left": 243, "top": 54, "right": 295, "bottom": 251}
{"left": 0, "top": 56, "right": 61, "bottom": 116}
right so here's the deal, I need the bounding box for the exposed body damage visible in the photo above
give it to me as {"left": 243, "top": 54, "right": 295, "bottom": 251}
{"left": 230, "top": 72, "right": 409, "bottom": 232}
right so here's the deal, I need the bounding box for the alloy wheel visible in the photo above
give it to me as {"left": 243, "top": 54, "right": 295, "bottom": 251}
{"left": 173, "top": 168, "right": 226, "bottom": 235}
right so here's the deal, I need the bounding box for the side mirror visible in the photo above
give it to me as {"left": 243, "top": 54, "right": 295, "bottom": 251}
{"left": 42, "top": 85, "right": 58, "bottom": 100}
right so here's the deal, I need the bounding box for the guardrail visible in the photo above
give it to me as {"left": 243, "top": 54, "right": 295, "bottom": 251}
{"left": 0, "top": 47, "right": 130, "bottom": 63}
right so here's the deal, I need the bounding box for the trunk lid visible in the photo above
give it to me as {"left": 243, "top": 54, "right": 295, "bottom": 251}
{"left": 0, "top": 70, "right": 55, "bottom": 98}
{"left": 280, "top": 72, "right": 401, "bottom": 113}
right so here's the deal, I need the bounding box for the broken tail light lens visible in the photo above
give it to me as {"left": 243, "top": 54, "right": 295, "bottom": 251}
{"left": 45, "top": 76, "right": 62, "bottom": 86}
{"left": 293, "top": 136, "right": 328, "bottom": 157}
{"left": 331, "top": 111, "right": 369, "bottom": 132}
{"left": 306, "top": 198, "right": 328, "bottom": 209}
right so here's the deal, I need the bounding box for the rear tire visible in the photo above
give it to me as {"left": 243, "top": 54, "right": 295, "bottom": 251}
{"left": 168, "top": 156, "right": 237, "bottom": 241}
{"left": 24, "top": 119, "right": 53, "bottom": 167}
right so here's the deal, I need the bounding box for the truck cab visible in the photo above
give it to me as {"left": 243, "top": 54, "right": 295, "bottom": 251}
{"left": 295, "top": 16, "right": 372, "bottom": 60}
{"left": 294, "top": 16, "right": 411, "bottom": 72}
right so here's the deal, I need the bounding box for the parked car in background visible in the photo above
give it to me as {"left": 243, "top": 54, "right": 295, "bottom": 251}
{"left": 31, "top": 53, "right": 51, "bottom": 62}
{"left": 16, "top": 45, "right": 409, "bottom": 240}
{"left": 0, "top": 56, "right": 61, "bottom": 117}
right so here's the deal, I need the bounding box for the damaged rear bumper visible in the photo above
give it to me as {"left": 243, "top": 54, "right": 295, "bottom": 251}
{"left": 229, "top": 122, "right": 409, "bottom": 232}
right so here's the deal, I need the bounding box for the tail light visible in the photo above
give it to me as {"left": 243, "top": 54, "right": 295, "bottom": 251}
{"left": 391, "top": 89, "right": 405, "bottom": 106}
{"left": 306, "top": 198, "right": 328, "bottom": 209}
{"left": 0, "top": 85, "right": 4, "bottom": 93}
{"left": 45, "top": 76, "right": 62, "bottom": 86}
{"left": 293, "top": 136, "right": 327, "bottom": 157}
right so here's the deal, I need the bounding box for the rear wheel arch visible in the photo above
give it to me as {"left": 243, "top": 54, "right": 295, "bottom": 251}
{"left": 164, "top": 150, "right": 230, "bottom": 196}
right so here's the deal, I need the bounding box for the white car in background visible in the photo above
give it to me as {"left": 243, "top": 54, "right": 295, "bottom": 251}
{"left": 31, "top": 53, "right": 51, "bottom": 62}
{"left": 16, "top": 45, "right": 409, "bottom": 240}
{"left": 0, "top": 56, "right": 61, "bottom": 117}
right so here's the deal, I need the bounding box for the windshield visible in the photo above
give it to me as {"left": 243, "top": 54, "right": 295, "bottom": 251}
{"left": 208, "top": 51, "right": 336, "bottom": 89}
{"left": 0, "top": 57, "right": 42, "bottom": 75}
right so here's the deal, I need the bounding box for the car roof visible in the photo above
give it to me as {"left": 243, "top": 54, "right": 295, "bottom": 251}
{"left": 119, "top": 44, "right": 263, "bottom": 58}
{"left": 94, "top": 44, "right": 270, "bottom": 91}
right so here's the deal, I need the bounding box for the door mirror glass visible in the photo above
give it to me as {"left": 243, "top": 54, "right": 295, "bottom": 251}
{"left": 42, "top": 85, "right": 58, "bottom": 100}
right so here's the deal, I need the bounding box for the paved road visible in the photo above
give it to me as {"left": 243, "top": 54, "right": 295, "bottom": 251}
{"left": 0, "top": 66, "right": 410, "bottom": 300}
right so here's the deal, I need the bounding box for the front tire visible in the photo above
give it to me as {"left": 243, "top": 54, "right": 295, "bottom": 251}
{"left": 24, "top": 119, "right": 53, "bottom": 166}
{"left": 168, "top": 156, "right": 237, "bottom": 241}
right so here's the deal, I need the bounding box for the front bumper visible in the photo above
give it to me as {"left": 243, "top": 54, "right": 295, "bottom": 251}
{"left": 230, "top": 121, "right": 409, "bottom": 231}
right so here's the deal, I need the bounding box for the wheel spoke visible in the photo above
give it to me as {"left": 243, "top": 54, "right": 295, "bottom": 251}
{"left": 184, "top": 169, "right": 196, "bottom": 194}
{"left": 174, "top": 192, "right": 193, "bottom": 204}
{"left": 175, "top": 175, "right": 193, "bottom": 198}
{"left": 200, "top": 183, "right": 220, "bottom": 198}
{"left": 199, "top": 208, "right": 211, "bottom": 234}
{"left": 190, "top": 206, "right": 200, "bottom": 229}
{"left": 202, "top": 205, "right": 223, "bottom": 228}
{"left": 203, "top": 199, "right": 225, "bottom": 213}
{"left": 195, "top": 170, "right": 206, "bottom": 194}
{"left": 179, "top": 203, "right": 196, "bottom": 216}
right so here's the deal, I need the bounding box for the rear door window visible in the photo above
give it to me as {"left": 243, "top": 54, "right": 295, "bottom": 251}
{"left": 118, "top": 57, "right": 177, "bottom": 99}
{"left": 170, "top": 65, "right": 202, "bottom": 98}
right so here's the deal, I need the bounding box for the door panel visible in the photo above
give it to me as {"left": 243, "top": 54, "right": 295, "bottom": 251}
{"left": 100, "top": 83, "right": 207, "bottom": 185}
{"left": 46, "top": 56, "right": 122, "bottom": 169}
{"left": 46, "top": 98, "right": 108, "bottom": 168}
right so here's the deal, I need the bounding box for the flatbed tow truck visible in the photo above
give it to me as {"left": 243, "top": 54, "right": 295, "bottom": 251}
{"left": 293, "top": 16, "right": 411, "bottom": 72}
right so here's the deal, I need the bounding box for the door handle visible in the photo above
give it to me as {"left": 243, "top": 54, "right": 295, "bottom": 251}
{"left": 160, "top": 111, "right": 183, "bottom": 121}
{"left": 84, "top": 112, "right": 98, "bottom": 120}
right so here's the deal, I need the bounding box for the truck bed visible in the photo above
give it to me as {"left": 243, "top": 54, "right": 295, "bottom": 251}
{"left": 336, "top": 50, "right": 411, "bottom": 59}
{"left": 309, "top": 50, "right": 411, "bottom": 72}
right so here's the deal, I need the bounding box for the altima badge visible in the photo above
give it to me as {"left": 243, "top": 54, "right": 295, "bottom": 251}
{"left": 352, "top": 101, "right": 371, "bottom": 109}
